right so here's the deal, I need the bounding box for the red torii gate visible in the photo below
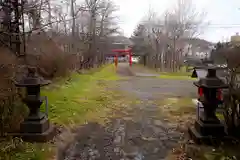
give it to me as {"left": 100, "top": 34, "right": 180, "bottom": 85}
{"left": 111, "top": 48, "right": 132, "bottom": 67}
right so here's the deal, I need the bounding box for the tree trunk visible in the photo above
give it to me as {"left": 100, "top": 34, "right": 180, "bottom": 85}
{"left": 70, "top": 0, "right": 76, "bottom": 53}
{"left": 47, "top": 0, "right": 52, "bottom": 30}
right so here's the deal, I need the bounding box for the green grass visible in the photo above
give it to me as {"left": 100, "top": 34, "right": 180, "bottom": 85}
{"left": 158, "top": 70, "right": 196, "bottom": 80}
{"left": 158, "top": 73, "right": 196, "bottom": 80}
{"left": 0, "top": 64, "right": 128, "bottom": 160}
{"left": 132, "top": 64, "right": 196, "bottom": 80}
{"left": 41, "top": 65, "right": 120, "bottom": 125}
{"left": 216, "top": 112, "right": 225, "bottom": 120}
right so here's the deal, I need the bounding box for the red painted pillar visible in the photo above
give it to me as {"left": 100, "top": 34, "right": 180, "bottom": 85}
{"left": 129, "top": 52, "right": 132, "bottom": 67}
{"left": 114, "top": 54, "right": 118, "bottom": 67}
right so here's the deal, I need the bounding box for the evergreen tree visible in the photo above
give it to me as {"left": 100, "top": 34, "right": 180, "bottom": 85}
{"left": 130, "top": 24, "right": 149, "bottom": 55}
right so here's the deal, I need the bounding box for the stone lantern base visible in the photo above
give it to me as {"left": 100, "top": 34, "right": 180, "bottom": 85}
{"left": 8, "top": 113, "right": 56, "bottom": 142}
{"left": 188, "top": 116, "right": 226, "bottom": 144}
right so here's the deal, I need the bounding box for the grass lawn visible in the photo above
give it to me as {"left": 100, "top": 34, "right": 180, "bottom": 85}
{"left": 156, "top": 66, "right": 196, "bottom": 80}
{"left": 131, "top": 64, "right": 196, "bottom": 80}
{"left": 158, "top": 72, "right": 196, "bottom": 80}
{"left": 0, "top": 64, "right": 132, "bottom": 160}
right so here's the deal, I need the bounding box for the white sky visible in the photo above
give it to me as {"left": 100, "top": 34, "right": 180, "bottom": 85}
{"left": 113, "top": 0, "right": 240, "bottom": 42}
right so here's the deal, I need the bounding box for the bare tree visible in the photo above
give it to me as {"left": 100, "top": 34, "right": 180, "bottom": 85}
{"left": 96, "top": 0, "right": 119, "bottom": 36}
{"left": 70, "top": 0, "right": 76, "bottom": 48}
{"left": 52, "top": 5, "right": 69, "bottom": 34}
{"left": 74, "top": 0, "right": 120, "bottom": 67}
{"left": 163, "top": 0, "right": 207, "bottom": 71}
{"left": 167, "top": 0, "right": 207, "bottom": 38}
{"left": 47, "top": 0, "right": 53, "bottom": 30}
{"left": 134, "top": 0, "right": 207, "bottom": 72}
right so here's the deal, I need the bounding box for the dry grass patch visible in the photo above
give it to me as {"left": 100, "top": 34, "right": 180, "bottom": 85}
{"left": 157, "top": 97, "right": 240, "bottom": 160}
{"left": 156, "top": 97, "right": 196, "bottom": 133}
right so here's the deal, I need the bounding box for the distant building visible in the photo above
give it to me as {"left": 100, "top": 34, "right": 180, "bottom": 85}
{"left": 108, "top": 36, "right": 133, "bottom": 50}
{"left": 106, "top": 36, "right": 133, "bottom": 56}
{"left": 231, "top": 33, "right": 240, "bottom": 44}
{"left": 182, "top": 38, "right": 214, "bottom": 59}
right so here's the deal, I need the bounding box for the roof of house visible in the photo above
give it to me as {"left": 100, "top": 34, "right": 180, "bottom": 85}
{"left": 108, "top": 36, "right": 133, "bottom": 46}
{"left": 181, "top": 38, "right": 215, "bottom": 49}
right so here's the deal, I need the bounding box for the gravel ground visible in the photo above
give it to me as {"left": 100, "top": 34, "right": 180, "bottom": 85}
{"left": 60, "top": 63, "right": 196, "bottom": 160}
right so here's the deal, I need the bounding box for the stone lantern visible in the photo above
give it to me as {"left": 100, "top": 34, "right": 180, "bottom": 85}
{"left": 10, "top": 66, "right": 55, "bottom": 142}
{"left": 191, "top": 68, "right": 198, "bottom": 78}
{"left": 191, "top": 66, "right": 209, "bottom": 79}
{"left": 188, "top": 66, "right": 228, "bottom": 144}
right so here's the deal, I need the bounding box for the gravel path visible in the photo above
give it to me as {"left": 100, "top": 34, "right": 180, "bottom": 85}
{"left": 60, "top": 63, "right": 196, "bottom": 160}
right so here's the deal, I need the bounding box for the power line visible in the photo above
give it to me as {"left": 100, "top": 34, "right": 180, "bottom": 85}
{"left": 199, "top": 24, "right": 240, "bottom": 28}
{"left": 118, "top": 21, "right": 240, "bottom": 29}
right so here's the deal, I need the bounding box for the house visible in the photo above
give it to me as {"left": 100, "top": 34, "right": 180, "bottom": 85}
{"left": 105, "top": 35, "right": 133, "bottom": 56}
{"left": 181, "top": 38, "right": 215, "bottom": 59}
{"left": 231, "top": 33, "right": 240, "bottom": 44}
{"left": 108, "top": 36, "right": 133, "bottom": 49}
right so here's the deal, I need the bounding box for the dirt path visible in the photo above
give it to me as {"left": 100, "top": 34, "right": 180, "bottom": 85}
{"left": 60, "top": 63, "right": 196, "bottom": 160}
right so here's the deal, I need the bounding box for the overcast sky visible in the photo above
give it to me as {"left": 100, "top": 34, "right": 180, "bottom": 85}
{"left": 113, "top": 0, "right": 240, "bottom": 43}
